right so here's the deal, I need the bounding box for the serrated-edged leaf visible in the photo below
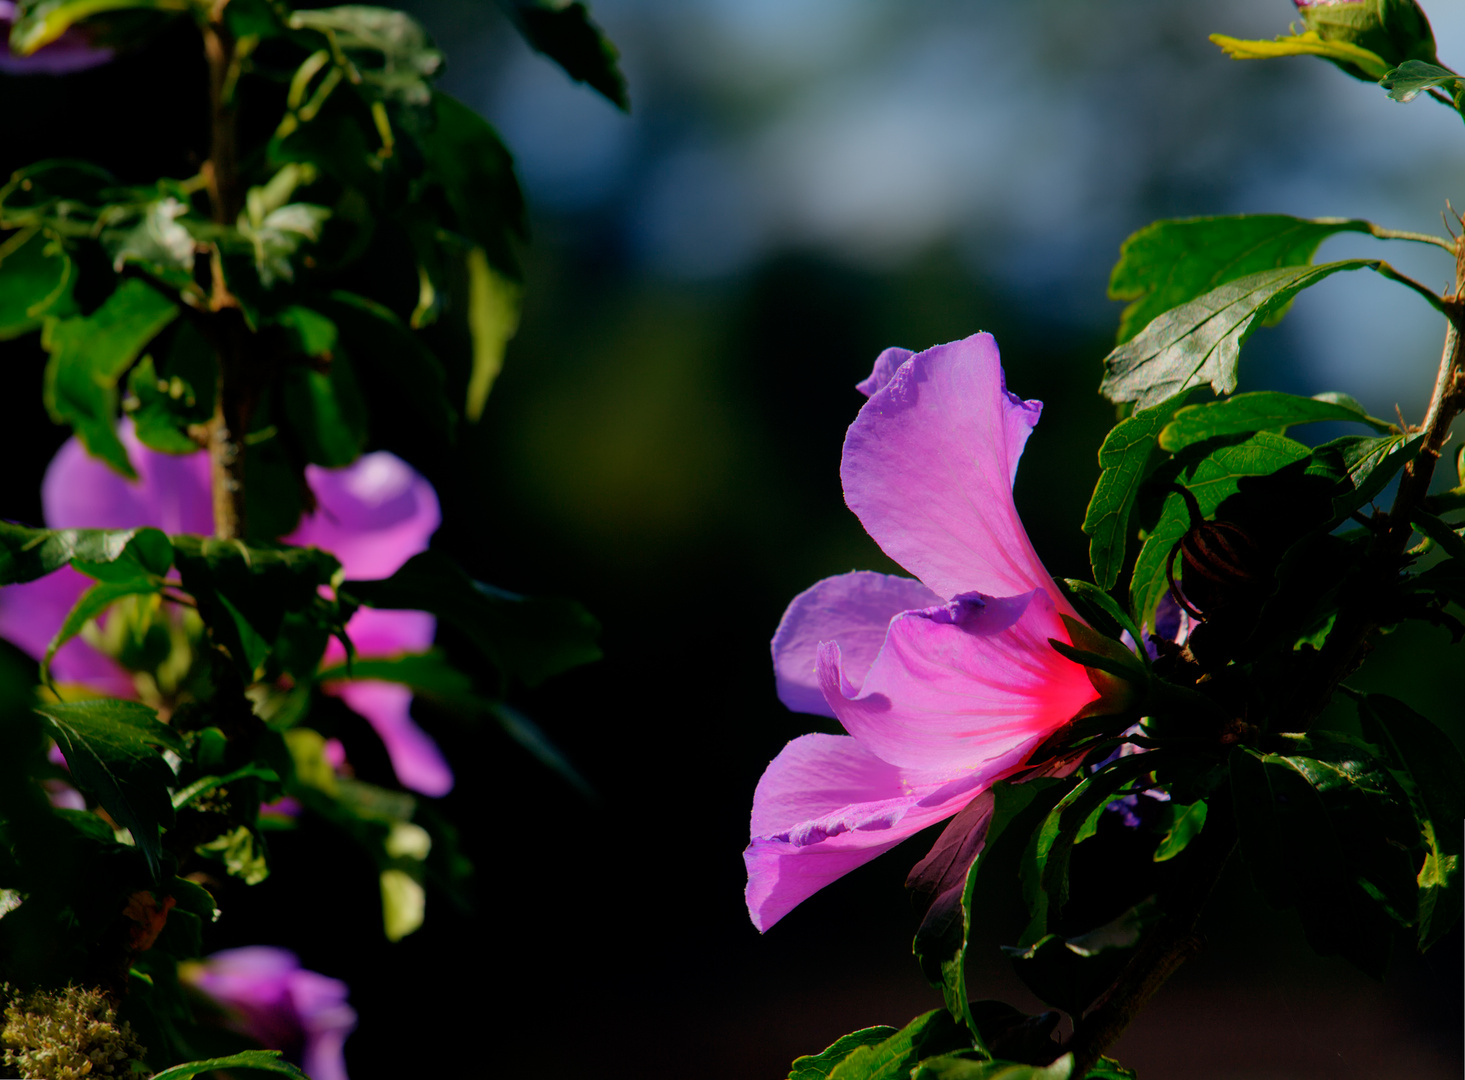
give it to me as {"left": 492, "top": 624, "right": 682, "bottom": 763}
{"left": 1108, "top": 215, "right": 1375, "bottom": 345}
{"left": 341, "top": 551, "right": 600, "bottom": 687}
{"left": 35, "top": 698, "right": 183, "bottom": 878}
{"left": 1379, "top": 59, "right": 1459, "bottom": 102}
{"left": 1102, "top": 260, "right": 1407, "bottom": 409}
{"left": 0, "top": 523, "right": 164, "bottom": 585}
{"left": 1082, "top": 393, "right": 1190, "bottom": 591}
{"left": 1130, "top": 432, "right": 1310, "bottom": 630}
{"left": 150, "top": 1050, "right": 308, "bottom": 1080}
{"left": 1158, "top": 391, "right": 1393, "bottom": 453}
{"left": 498, "top": 0, "right": 629, "bottom": 111}
{"left": 465, "top": 245, "right": 520, "bottom": 421}
{"left": 42, "top": 278, "right": 179, "bottom": 478}
{"left": 823, "top": 1008, "right": 968, "bottom": 1080}
{"left": 1355, "top": 693, "right": 1465, "bottom": 949}
{"left": 0, "top": 227, "right": 75, "bottom": 338}
{"left": 788, "top": 1027, "right": 899, "bottom": 1080}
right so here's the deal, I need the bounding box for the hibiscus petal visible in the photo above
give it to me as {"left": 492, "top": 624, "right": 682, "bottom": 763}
{"left": 43, "top": 424, "right": 212, "bottom": 534}
{"left": 855, "top": 346, "right": 914, "bottom": 398}
{"left": 322, "top": 608, "right": 436, "bottom": 668}
{"left": 818, "top": 589, "right": 1097, "bottom": 773}
{"left": 289, "top": 453, "right": 440, "bottom": 580}
{"left": 772, "top": 571, "right": 941, "bottom": 718}
{"left": 744, "top": 732, "right": 983, "bottom": 931}
{"left": 329, "top": 680, "right": 453, "bottom": 797}
{"left": 841, "top": 333, "right": 1060, "bottom": 603}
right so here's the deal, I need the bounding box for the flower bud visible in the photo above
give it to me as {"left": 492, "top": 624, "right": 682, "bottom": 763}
{"left": 1293, "top": 0, "right": 1439, "bottom": 79}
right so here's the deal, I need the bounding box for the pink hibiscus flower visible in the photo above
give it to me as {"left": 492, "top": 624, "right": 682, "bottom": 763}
{"left": 183, "top": 947, "right": 356, "bottom": 1080}
{"left": 0, "top": 423, "right": 453, "bottom": 796}
{"left": 744, "top": 333, "right": 1101, "bottom": 931}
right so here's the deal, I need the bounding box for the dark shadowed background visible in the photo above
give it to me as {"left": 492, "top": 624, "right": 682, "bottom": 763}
{"left": 1, "top": 0, "right": 1462, "bottom": 1076}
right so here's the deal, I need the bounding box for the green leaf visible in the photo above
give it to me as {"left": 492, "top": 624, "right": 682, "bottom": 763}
{"left": 171, "top": 536, "right": 345, "bottom": 680}
{"left": 1082, "top": 1059, "right": 1137, "bottom": 1080}
{"left": 1108, "top": 215, "right": 1376, "bottom": 345}
{"left": 42, "top": 278, "right": 180, "bottom": 478}
{"left": 1307, "top": 432, "right": 1422, "bottom": 517}
{"left": 911, "top": 1055, "right": 1074, "bottom": 1080}
{"left": 34, "top": 698, "right": 184, "bottom": 879}
{"left": 1380, "top": 58, "right": 1460, "bottom": 101}
{"left": 1021, "top": 754, "right": 1164, "bottom": 944}
{"left": 1057, "top": 580, "right": 1148, "bottom": 665}
{"left": 1130, "top": 432, "right": 1311, "bottom": 630}
{"left": 1100, "top": 260, "right": 1439, "bottom": 409}
{"left": 1158, "top": 391, "right": 1394, "bottom": 453}
{"left": 419, "top": 91, "right": 528, "bottom": 280}
{"left": 0, "top": 523, "right": 164, "bottom": 585}
{"left": 789, "top": 1028, "right": 899, "bottom": 1080}
{"left": 819, "top": 1009, "right": 969, "bottom": 1080}
{"left": 0, "top": 227, "right": 75, "bottom": 338}
{"left": 102, "top": 197, "right": 197, "bottom": 291}
{"left": 1082, "top": 394, "right": 1191, "bottom": 591}
{"left": 341, "top": 551, "right": 600, "bottom": 688}
{"left": 910, "top": 783, "right": 1038, "bottom": 1046}
{"left": 1152, "top": 799, "right": 1208, "bottom": 862}
{"left": 282, "top": 352, "right": 368, "bottom": 467}
{"left": 319, "top": 291, "right": 456, "bottom": 439}
{"left": 1410, "top": 508, "right": 1465, "bottom": 562}
{"left": 289, "top": 5, "right": 443, "bottom": 106}
{"left": 465, "top": 246, "right": 521, "bottom": 421}
{"left": 1210, "top": 31, "right": 1392, "bottom": 80}
{"left": 8, "top": 0, "right": 187, "bottom": 57}
{"left": 42, "top": 579, "right": 160, "bottom": 684}
{"left": 125, "top": 323, "right": 218, "bottom": 456}
{"left": 1354, "top": 693, "right": 1465, "bottom": 949}
{"left": 150, "top": 1050, "right": 308, "bottom": 1080}
{"left": 498, "top": 0, "right": 629, "bottom": 111}
{"left": 195, "top": 824, "right": 270, "bottom": 885}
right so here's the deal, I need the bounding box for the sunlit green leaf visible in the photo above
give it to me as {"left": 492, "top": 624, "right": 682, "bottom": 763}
{"left": 788, "top": 1028, "right": 899, "bottom": 1080}
{"left": 0, "top": 523, "right": 164, "bottom": 585}
{"left": 910, "top": 1055, "right": 1073, "bottom": 1080}
{"left": 8, "top": 0, "right": 187, "bottom": 58}
{"left": 42, "top": 278, "right": 179, "bottom": 478}
{"left": 1158, "top": 391, "right": 1393, "bottom": 453}
{"left": 102, "top": 197, "right": 197, "bottom": 291}
{"left": 1380, "top": 58, "right": 1460, "bottom": 101}
{"left": 289, "top": 5, "right": 443, "bottom": 107}
{"left": 465, "top": 245, "right": 520, "bottom": 421}
{"left": 150, "top": 1050, "right": 308, "bottom": 1080}
{"left": 817, "top": 1009, "right": 968, "bottom": 1080}
{"left": 1152, "top": 800, "right": 1207, "bottom": 862}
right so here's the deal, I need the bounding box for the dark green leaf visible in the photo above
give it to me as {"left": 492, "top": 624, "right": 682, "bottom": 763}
{"left": 1005, "top": 900, "right": 1160, "bottom": 1021}
{"left": 1158, "top": 391, "right": 1393, "bottom": 453}
{"left": 419, "top": 91, "right": 527, "bottom": 280}
{"left": 35, "top": 698, "right": 184, "bottom": 879}
{"left": 341, "top": 551, "right": 600, "bottom": 687}
{"left": 1355, "top": 693, "right": 1465, "bottom": 949}
{"left": 1058, "top": 580, "right": 1148, "bottom": 664}
{"left": 1379, "top": 58, "right": 1458, "bottom": 102}
{"left": 1108, "top": 215, "right": 1374, "bottom": 345}
{"left": 1410, "top": 508, "right": 1465, "bottom": 562}
{"left": 498, "top": 0, "right": 629, "bottom": 111}
{"left": 42, "top": 579, "right": 160, "bottom": 684}
{"left": 125, "top": 323, "right": 218, "bottom": 456}
{"left": 488, "top": 701, "right": 595, "bottom": 801}
{"left": 0, "top": 523, "right": 164, "bottom": 585}
{"left": 319, "top": 291, "right": 456, "bottom": 439}
{"left": 0, "top": 227, "right": 75, "bottom": 338}
{"left": 42, "top": 278, "right": 180, "bottom": 478}
{"left": 150, "top": 1050, "right": 308, "bottom": 1080}
{"left": 1307, "top": 433, "right": 1422, "bottom": 517}
{"left": 1130, "top": 432, "right": 1311, "bottom": 629}
{"left": 1082, "top": 394, "right": 1191, "bottom": 591}
{"left": 282, "top": 352, "right": 368, "bottom": 467}
{"left": 788, "top": 1028, "right": 899, "bottom": 1080}
{"left": 1081, "top": 1059, "right": 1137, "bottom": 1080}
{"left": 1100, "top": 260, "right": 1431, "bottom": 409}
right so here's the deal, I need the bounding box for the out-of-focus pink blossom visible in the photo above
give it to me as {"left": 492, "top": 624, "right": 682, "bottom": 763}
{"left": 184, "top": 947, "right": 356, "bottom": 1080}
{"left": 0, "top": 423, "right": 453, "bottom": 794}
{"left": 744, "top": 334, "right": 1101, "bottom": 931}
{"left": 0, "top": 0, "right": 112, "bottom": 74}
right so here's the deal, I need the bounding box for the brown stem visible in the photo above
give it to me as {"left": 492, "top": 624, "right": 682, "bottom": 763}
{"left": 203, "top": 13, "right": 249, "bottom": 540}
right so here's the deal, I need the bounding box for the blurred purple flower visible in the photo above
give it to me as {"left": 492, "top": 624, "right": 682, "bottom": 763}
{"left": 0, "top": 0, "right": 112, "bottom": 74}
{"left": 184, "top": 947, "right": 356, "bottom": 1080}
{"left": 0, "top": 423, "right": 453, "bottom": 795}
{"left": 744, "top": 334, "right": 1102, "bottom": 931}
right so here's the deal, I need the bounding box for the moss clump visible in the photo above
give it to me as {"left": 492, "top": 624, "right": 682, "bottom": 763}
{"left": 1, "top": 984, "right": 146, "bottom": 1079}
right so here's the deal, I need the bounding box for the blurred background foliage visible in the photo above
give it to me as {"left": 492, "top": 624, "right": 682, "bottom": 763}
{"left": 1, "top": 0, "right": 1462, "bottom": 1076}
